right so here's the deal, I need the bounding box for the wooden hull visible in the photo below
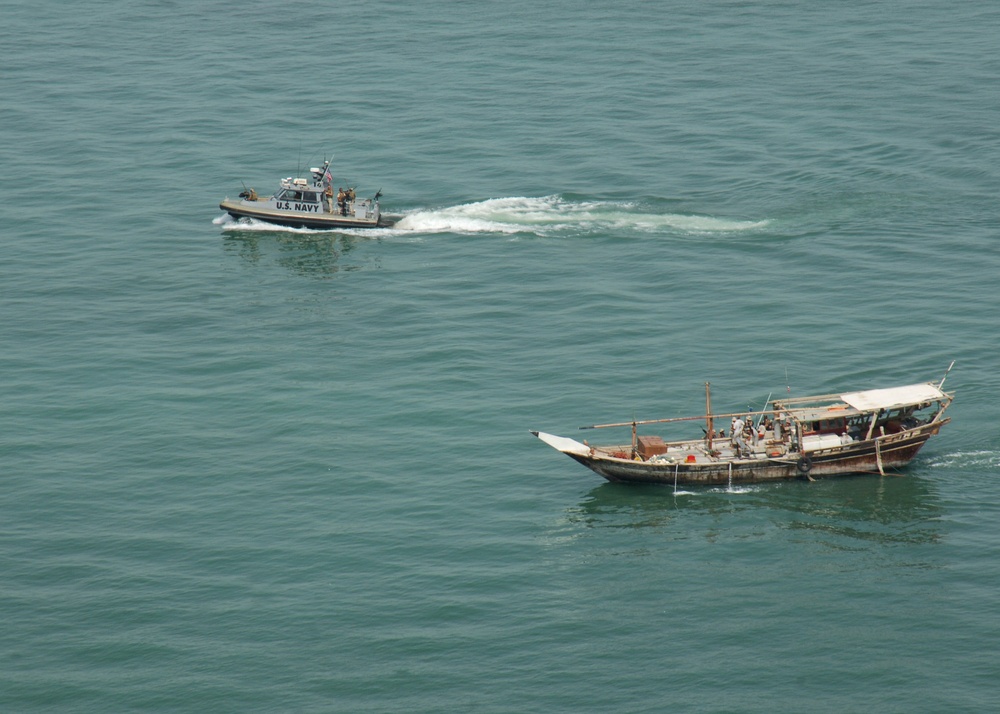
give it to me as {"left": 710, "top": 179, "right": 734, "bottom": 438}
{"left": 535, "top": 419, "right": 948, "bottom": 486}
{"left": 220, "top": 199, "right": 381, "bottom": 230}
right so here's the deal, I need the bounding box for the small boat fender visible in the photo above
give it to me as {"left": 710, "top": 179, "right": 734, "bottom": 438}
{"left": 796, "top": 454, "right": 813, "bottom": 475}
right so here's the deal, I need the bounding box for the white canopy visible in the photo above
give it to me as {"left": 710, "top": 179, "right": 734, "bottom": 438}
{"left": 840, "top": 383, "right": 946, "bottom": 412}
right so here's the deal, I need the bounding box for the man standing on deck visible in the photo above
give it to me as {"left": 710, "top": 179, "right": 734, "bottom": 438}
{"left": 731, "top": 416, "right": 745, "bottom": 446}
{"left": 732, "top": 415, "right": 754, "bottom": 457}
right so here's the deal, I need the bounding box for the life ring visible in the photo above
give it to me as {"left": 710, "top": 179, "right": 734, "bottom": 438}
{"left": 796, "top": 455, "right": 813, "bottom": 475}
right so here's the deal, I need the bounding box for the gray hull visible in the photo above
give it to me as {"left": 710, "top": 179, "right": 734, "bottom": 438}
{"left": 220, "top": 199, "right": 381, "bottom": 230}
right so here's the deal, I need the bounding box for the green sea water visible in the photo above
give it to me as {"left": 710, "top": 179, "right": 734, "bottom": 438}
{"left": 3, "top": 1, "right": 999, "bottom": 711}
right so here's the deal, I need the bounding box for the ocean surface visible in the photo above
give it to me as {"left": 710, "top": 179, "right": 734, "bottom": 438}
{"left": 3, "top": 1, "right": 999, "bottom": 711}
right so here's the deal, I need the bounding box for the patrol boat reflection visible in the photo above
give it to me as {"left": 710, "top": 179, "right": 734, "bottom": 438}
{"left": 220, "top": 160, "right": 382, "bottom": 229}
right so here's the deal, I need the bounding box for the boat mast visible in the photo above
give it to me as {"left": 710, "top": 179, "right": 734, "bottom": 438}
{"left": 705, "top": 382, "right": 714, "bottom": 451}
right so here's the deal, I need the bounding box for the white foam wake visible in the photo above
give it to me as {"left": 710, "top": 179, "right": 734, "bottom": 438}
{"left": 392, "top": 196, "right": 768, "bottom": 236}
{"left": 926, "top": 450, "right": 1000, "bottom": 469}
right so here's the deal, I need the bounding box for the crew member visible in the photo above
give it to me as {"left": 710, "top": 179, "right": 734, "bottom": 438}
{"left": 731, "top": 416, "right": 744, "bottom": 446}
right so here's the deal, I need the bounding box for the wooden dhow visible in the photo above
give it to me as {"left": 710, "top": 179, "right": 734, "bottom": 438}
{"left": 532, "top": 364, "right": 955, "bottom": 486}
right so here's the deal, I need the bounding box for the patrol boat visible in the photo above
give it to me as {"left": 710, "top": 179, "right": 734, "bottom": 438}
{"left": 220, "top": 160, "right": 382, "bottom": 229}
{"left": 532, "top": 363, "right": 955, "bottom": 487}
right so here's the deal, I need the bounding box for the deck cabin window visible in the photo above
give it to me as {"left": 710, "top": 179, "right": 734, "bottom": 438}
{"left": 803, "top": 417, "right": 850, "bottom": 435}
{"left": 278, "top": 189, "right": 318, "bottom": 202}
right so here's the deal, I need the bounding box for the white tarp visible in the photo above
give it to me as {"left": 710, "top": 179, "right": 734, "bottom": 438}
{"left": 840, "top": 383, "right": 945, "bottom": 412}
{"left": 533, "top": 431, "right": 591, "bottom": 456}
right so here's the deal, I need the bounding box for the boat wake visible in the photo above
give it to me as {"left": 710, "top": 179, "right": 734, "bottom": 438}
{"left": 392, "top": 196, "right": 769, "bottom": 236}
{"left": 926, "top": 450, "right": 1000, "bottom": 469}
{"left": 215, "top": 196, "right": 768, "bottom": 238}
